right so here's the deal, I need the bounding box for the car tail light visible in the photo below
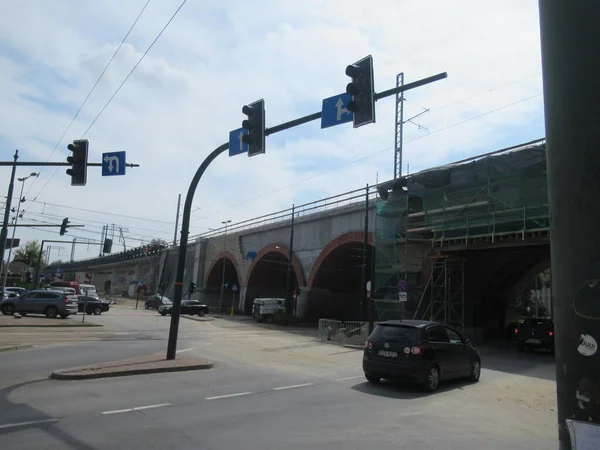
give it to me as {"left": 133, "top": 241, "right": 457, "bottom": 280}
{"left": 514, "top": 327, "right": 519, "bottom": 334}
{"left": 410, "top": 346, "right": 424, "bottom": 355}
{"left": 63, "top": 296, "right": 69, "bottom": 303}
{"left": 364, "top": 340, "right": 368, "bottom": 348}
{"left": 549, "top": 331, "right": 553, "bottom": 337}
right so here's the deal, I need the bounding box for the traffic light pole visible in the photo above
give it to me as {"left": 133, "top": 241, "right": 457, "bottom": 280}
{"left": 539, "top": 1, "right": 600, "bottom": 448}
{"left": 0, "top": 150, "right": 18, "bottom": 280}
{"left": 166, "top": 70, "right": 448, "bottom": 360}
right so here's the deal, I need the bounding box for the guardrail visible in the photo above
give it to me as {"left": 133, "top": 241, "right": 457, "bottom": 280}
{"left": 317, "top": 318, "right": 370, "bottom": 346}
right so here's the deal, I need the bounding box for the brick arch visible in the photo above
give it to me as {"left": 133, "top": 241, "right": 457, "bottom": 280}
{"left": 307, "top": 231, "right": 374, "bottom": 288}
{"left": 204, "top": 251, "right": 242, "bottom": 288}
{"left": 245, "top": 243, "right": 305, "bottom": 287}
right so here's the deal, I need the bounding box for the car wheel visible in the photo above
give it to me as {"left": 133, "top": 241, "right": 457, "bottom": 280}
{"left": 468, "top": 358, "right": 481, "bottom": 382}
{"left": 144, "top": 304, "right": 149, "bottom": 310}
{"left": 365, "top": 373, "right": 381, "bottom": 383}
{"left": 45, "top": 306, "right": 58, "bottom": 318}
{"left": 160, "top": 311, "right": 167, "bottom": 316}
{"left": 1, "top": 304, "right": 15, "bottom": 315}
{"left": 198, "top": 311, "right": 205, "bottom": 317}
{"left": 93, "top": 306, "right": 102, "bottom": 315}
{"left": 60, "top": 314, "right": 69, "bottom": 319}
{"left": 421, "top": 364, "right": 441, "bottom": 392}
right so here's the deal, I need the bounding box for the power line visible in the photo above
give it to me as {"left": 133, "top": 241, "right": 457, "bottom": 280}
{"left": 24, "top": 0, "right": 152, "bottom": 203}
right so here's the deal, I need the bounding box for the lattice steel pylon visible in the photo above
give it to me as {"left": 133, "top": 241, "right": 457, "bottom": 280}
{"left": 424, "top": 257, "right": 465, "bottom": 328}
{"left": 393, "top": 73, "right": 404, "bottom": 179}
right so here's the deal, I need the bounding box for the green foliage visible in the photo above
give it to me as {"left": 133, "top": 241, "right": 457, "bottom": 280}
{"left": 13, "top": 240, "right": 45, "bottom": 268}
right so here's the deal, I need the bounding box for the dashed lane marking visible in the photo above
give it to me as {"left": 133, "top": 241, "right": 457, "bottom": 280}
{"left": 206, "top": 392, "right": 252, "bottom": 400}
{"left": 272, "top": 383, "right": 314, "bottom": 391}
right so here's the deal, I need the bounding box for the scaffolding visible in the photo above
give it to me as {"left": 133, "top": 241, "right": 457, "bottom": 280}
{"left": 373, "top": 139, "right": 549, "bottom": 325}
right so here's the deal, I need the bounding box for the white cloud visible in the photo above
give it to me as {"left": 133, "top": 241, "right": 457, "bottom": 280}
{"left": 0, "top": 0, "right": 545, "bottom": 261}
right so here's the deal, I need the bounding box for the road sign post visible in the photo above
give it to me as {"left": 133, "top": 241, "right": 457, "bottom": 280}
{"left": 102, "top": 151, "right": 126, "bottom": 176}
{"left": 321, "top": 93, "right": 353, "bottom": 128}
{"left": 229, "top": 128, "right": 249, "bottom": 156}
{"left": 231, "top": 284, "right": 238, "bottom": 316}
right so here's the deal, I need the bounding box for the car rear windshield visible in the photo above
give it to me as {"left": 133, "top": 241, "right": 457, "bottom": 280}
{"left": 370, "top": 325, "right": 421, "bottom": 343}
{"left": 523, "top": 319, "right": 553, "bottom": 328}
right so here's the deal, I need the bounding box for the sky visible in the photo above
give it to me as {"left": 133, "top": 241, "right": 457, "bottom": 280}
{"left": 0, "top": 0, "right": 545, "bottom": 264}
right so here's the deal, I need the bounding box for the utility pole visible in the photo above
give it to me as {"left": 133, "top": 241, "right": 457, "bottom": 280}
{"left": 174, "top": 194, "right": 181, "bottom": 247}
{"left": 539, "top": 1, "right": 600, "bottom": 448}
{"left": 218, "top": 220, "right": 231, "bottom": 313}
{"left": 0, "top": 150, "right": 18, "bottom": 278}
{"left": 284, "top": 204, "right": 295, "bottom": 315}
{"left": 360, "top": 185, "right": 369, "bottom": 320}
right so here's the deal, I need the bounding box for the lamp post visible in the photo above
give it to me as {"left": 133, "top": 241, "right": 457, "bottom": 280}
{"left": 2, "top": 172, "right": 38, "bottom": 291}
{"left": 218, "top": 220, "right": 231, "bottom": 313}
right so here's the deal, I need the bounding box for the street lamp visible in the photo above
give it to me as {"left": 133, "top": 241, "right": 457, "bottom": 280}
{"left": 2, "top": 172, "right": 38, "bottom": 291}
{"left": 218, "top": 220, "right": 231, "bottom": 312}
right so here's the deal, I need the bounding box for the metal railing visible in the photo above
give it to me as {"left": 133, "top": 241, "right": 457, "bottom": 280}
{"left": 317, "top": 318, "right": 369, "bottom": 346}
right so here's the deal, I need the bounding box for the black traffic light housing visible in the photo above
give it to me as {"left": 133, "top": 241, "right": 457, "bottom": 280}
{"left": 241, "top": 99, "right": 266, "bottom": 157}
{"left": 66, "top": 139, "right": 89, "bottom": 186}
{"left": 59, "top": 217, "right": 69, "bottom": 236}
{"left": 345, "top": 55, "right": 376, "bottom": 128}
{"left": 103, "top": 238, "right": 113, "bottom": 254}
{"left": 189, "top": 282, "right": 196, "bottom": 295}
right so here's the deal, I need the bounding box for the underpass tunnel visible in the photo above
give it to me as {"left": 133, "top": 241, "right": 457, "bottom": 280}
{"left": 306, "top": 242, "right": 373, "bottom": 322}
{"left": 463, "top": 244, "right": 551, "bottom": 340}
{"left": 205, "top": 256, "right": 241, "bottom": 310}
{"left": 244, "top": 252, "right": 299, "bottom": 315}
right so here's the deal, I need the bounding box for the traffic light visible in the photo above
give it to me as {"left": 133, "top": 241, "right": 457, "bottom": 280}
{"left": 241, "top": 99, "right": 265, "bottom": 157}
{"left": 189, "top": 282, "right": 196, "bottom": 295}
{"left": 66, "top": 139, "right": 89, "bottom": 186}
{"left": 345, "top": 55, "right": 376, "bottom": 128}
{"left": 59, "top": 217, "right": 69, "bottom": 236}
{"left": 103, "top": 238, "right": 113, "bottom": 254}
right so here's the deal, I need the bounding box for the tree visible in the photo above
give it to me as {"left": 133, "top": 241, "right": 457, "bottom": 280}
{"left": 13, "top": 240, "right": 46, "bottom": 268}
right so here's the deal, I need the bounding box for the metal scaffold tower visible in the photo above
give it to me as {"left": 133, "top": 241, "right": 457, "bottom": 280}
{"left": 420, "top": 256, "right": 465, "bottom": 328}
{"left": 393, "top": 73, "right": 405, "bottom": 179}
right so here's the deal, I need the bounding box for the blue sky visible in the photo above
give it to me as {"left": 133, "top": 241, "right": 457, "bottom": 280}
{"left": 0, "top": 0, "right": 545, "bottom": 263}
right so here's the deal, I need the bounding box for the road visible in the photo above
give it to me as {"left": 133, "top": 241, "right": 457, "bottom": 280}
{"left": 0, "top": 306, "right": 558, "bottom": 449}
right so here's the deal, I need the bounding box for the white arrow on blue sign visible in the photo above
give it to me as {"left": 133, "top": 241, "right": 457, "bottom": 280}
{"left": 102, "top": 151, "right": 126, "bottom": 176}
{"left": 321, "top": 92, "right": 353, "bottom": 129}
{"left": 229, "top": 128, "right": 249, "bottom": 157}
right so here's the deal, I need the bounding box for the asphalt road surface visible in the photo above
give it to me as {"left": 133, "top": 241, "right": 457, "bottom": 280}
{"left": 0, "top": 307, "right": 558, "bottom": 449}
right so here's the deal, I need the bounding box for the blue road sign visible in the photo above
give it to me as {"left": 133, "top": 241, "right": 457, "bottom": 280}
{"left": 55, "top": 268, "right": 61, "bottom": 275}
{"left": 321, "top": 92, "right": 353, "bottom": 129}
{"left": 137, "top": 280, "right": 144, "bottom": 287}
{"left": 102, "top": 151, "right": 126, "bottom": 176}
{"left": 229, "top": 128, "right": 249, "bottom": 156}
{"left": 398, "top": 280, "right": 408, "bottom": 292}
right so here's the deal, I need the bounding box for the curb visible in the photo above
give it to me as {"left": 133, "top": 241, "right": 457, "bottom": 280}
{"left": 49, "top": 361, "right": 214, "bottom": 380}
{"left": 342, "top": 344, "right": 364, "bottom": 350}
{"left": 181, "top": 315, "right": 214, "bottom": 322}
{"left": 0, "top": 323, "right": 103, "bottom": 328}
{"left": 0, "top": 344, "right": 33, "bottom": 353}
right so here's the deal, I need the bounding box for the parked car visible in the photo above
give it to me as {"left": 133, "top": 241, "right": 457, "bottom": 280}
{"left": 145, "top": 295, "right": 172, "bottom": 309}
{"left": 77, "top": 295, "right": 110, "bottom": 315}
{"left": 362, "top": 320, "right": 481, "bottom": 392}
{"left": 515, "top": 318, "right": 554, "bottom": 354}
{"left": 158, "top": 300, "right": 209, "bottom": 317}
{"left": 0, "top": 289, "right": 78, "bottom": 319}
{"left": 2, "top": 287, "right": 27, "bottom": 299}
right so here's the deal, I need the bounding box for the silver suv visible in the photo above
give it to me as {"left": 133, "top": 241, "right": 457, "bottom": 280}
{"left": 0, "top": 289, "right": 78, "bottom": 319}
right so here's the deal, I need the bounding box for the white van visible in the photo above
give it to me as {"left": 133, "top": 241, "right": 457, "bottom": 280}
{"left": 79, "top": 284, "right": 99, "bottom": 299}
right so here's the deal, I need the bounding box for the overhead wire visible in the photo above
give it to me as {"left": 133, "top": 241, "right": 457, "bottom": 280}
{"left": 24, "top": 0, "right": 152, "bottom": 203}
{"left": 28, "top": 0, "right": 188, "bottom": 205}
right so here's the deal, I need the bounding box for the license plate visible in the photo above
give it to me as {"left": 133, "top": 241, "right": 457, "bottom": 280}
{"left": 377, "top": 350, "right": 398, "bottom": 358}
{"left": 526, "top": 339, "right": 541, "bottom": 344}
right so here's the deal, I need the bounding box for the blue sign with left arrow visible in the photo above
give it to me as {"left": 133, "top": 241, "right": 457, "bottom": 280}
{"left": 321, "top": 92, "right": 353, "bottom": 129}
{"left": 229, "top": 128, "right": 249, "bottom": 156}
{"left": 102, "top": 151, "right": 126, "bottom": 176}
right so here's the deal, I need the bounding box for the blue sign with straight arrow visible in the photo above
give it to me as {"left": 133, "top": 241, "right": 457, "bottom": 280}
{"left": 321, "top": 92, "right": 353, "bottom": 129}
{"left": 229, "top": 128, "right": 249, "bottom": 156}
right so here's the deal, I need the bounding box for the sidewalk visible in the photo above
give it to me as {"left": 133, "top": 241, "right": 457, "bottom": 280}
{"left": 0, "top": 314, "right": 102, "bottom": 328}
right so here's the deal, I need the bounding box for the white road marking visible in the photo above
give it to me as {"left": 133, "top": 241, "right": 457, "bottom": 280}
{"left": 102, "top": 403, "right": 170, "bottom": 415}
{"left": 272, "top": 383, "right": 314, "bottom": 391}
{"left": 0, "top": 418, "right": 59, "bottom": 430}
{"left": 335, "top": 376, "right": 363, "bottom": 382}
{"left": 133, "top": 403, "right": 171, "bottom": 411}
{"left": 176, "top": 347, "right": 196, "bottom": 353}
{"left": 206, "top": 392, "right": 252, "bottom": 400}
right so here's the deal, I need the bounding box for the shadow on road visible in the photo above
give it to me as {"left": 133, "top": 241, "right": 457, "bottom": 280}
{"left": 0, "top": 379, "right": 98, "bottom": 449}
{"left": 478, "top": 342, "right": 556, "bottom": 381}
{"left": 350, "top": 378, "right": 474, "bottom": 399}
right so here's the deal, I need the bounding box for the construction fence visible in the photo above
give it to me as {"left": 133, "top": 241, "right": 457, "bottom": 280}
{"left": 317, "top": 319, "right": 371, "bottom": 346}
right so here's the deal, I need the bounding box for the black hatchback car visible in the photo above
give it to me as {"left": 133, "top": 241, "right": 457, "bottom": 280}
{"left": 363, "top": 320, "right": 481, "bottom": 392}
